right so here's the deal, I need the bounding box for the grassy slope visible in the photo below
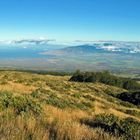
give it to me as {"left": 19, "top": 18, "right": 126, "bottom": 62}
{"left": 0, "top": 71, "right": 140, "bottom": 140}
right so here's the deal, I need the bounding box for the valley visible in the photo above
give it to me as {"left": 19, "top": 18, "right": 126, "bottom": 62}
{"left": 0, "top": 41, "right": 140, "bottom": 78}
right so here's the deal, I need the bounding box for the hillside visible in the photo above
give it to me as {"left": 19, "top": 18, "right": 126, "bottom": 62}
{"left": 0, "top": 71, "right": 140, "bottom": 140}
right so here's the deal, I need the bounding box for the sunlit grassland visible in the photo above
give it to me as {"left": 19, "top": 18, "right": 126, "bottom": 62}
{"left": 0, "top": 71, "right": 140, "bottom": 140}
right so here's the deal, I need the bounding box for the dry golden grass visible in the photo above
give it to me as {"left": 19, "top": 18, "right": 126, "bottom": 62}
{"left": 0, "top": 71, "right": 139, "bottom": 140}
{"left": 0, "top": 71, "right": 139, "bottom": 119}
{"left": 0, "top": 82, "right": 36, "bottom": 95}
{"left": 0, "top": 107, "right": 120, "bottom": 140}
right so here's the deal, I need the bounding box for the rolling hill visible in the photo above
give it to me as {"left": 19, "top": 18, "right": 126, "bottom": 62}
{"left": 0, "top": 70, "right": 140, "bottom": 140}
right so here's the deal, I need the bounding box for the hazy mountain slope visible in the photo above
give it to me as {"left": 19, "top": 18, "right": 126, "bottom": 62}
{"left": 42, "top": 45, "right": 105, "bottom": 56}
{"left": 42, "top": 41, "right": 140, "bottom": 56}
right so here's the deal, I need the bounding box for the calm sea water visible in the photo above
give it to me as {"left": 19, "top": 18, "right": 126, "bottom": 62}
{"left": 0, "top": 44, "right": 56, "bottom": 59}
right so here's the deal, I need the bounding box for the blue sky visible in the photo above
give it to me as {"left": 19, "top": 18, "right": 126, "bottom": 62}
{"left": 0, "top": 0, "right": 140, "bottom": 41}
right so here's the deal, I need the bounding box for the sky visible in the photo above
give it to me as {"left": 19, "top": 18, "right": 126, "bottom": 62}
{"left": 0, "top": 0, "right": 140, "bottom": 41}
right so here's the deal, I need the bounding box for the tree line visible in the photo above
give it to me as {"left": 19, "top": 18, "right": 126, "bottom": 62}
{"left": 69, "top": 70, "right": 140, "bottom": 90}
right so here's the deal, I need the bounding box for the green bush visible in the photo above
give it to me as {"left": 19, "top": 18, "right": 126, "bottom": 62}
{"left": 72, "top": 93, "right": 81, "bottom": 98}
{"left": 117, "top": 91, "right": 140, "bottom": 106}
{"left": 12, "top": 96, "right": 42, "bottom": 115}
{"left": 45, "top": 95, "right": 91, "bottom": 110}
{"left": 45, "top": 96, "right": 71, "bottom": 109}
{"left": 0, "top": 91, "right": 42, "bottom": 115}
{"left": 0, "top": 91, "right": 13, "bottom": 109}
{"left": 82, "top": 114, "right": 140, "bottom": 140}
{"left": 31, "top": 88, "right": 92, "bottom": 110}
{"left": 120, "top": 117, "right": 140, "bottom": 140}
{"left": 95, "top": 114, "right": 119, "bottom": 126}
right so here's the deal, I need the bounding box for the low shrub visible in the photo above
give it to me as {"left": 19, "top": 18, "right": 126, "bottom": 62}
{"left": 120, "top": 117, "right": 140, "bottom": 140}
{"left": 72, "top": 93, "right": 81, "bottom": 99}
{"left": 95, "top": 114, "right": 119, "bottom": 126}
{"left": 31, "top": 88, "right": 92, "bottom": 110}
{"left": 81, "top": 113, "right": 140, "bottom": 140}
{"left": 12, "top": 96, "right": 42, "bottom": 115}
{"left": 117, "top": 91, "right": 140, "bottom": 106}
{"left": 0, "top": 91, "right": 42, "bottom": 115}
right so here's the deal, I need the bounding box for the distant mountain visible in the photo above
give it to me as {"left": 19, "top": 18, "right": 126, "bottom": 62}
{"left": 59, "top": 45, "right": 104, "bottom": 55}
{"left": 42, "top": 44, "right": 107, "bottom": 56}
{"left": 1, "top": 39, "right": 140, "bottom": 54}
{"left": 42, "top": 42, "right": 140, "bottom": 56}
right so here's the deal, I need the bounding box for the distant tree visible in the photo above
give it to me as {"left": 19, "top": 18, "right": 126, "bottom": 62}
{"left": 69, "top": 70, "right": 140, "bottom": 91}
{"left": 123, "top": 80, "right": 140, "bottom": 90}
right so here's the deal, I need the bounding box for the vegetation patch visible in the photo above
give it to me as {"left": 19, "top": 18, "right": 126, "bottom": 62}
{"left": 31, "top": 88, "right": 93, "bottom": 110}
{"left": 0, "top": 91, "right": 42, "bottom": 115}
{"left": 70, "top": 70, "right": 140, "bottom": 90}
{"left": 117, "top": 91, "right": 140, "bottom": 106}
{"left": 0, "top": 70, "right": 140, "bottom": 140}
{"left": 81, "top": 113, "right": 140, "bottom": 140}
